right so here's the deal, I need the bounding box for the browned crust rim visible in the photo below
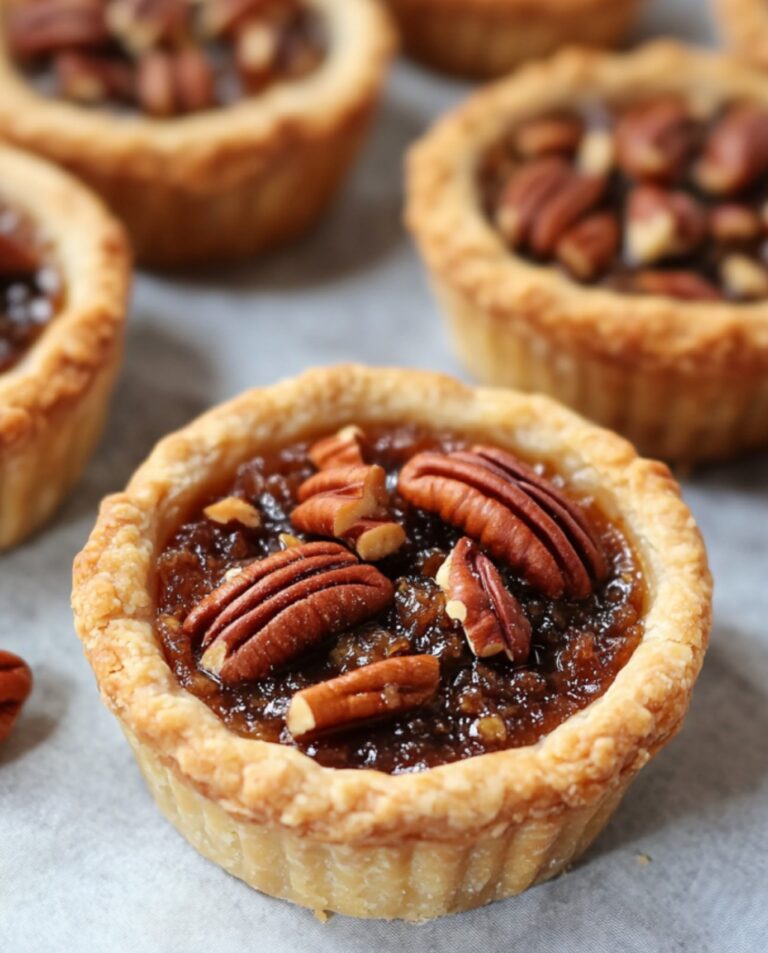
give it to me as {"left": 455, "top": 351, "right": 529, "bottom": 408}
{"left": 72, "top": 365, "right": 712, "bottom": 845}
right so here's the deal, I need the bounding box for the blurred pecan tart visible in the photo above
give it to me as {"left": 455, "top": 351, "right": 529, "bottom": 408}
{"left": 383, "top": 0, "right": 641, "bottom": 78}
{"left": 0, "top": 143, "right": 128, "bottom": 548}
{"left": 0, "top": 0, "right": 394, "bottom": 266}
{"left": 408, "top": 43, "right": 768, "bottom": 462}
{"left": 716, "top": 0, "right": 768, "bottom": 70}
{"left": 72, "top": 365, "right": 711, "bottom": 920}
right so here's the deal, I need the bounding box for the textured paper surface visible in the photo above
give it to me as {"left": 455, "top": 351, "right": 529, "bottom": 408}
{"left": 2, "top": 1, "right": 766, "bottom": 949}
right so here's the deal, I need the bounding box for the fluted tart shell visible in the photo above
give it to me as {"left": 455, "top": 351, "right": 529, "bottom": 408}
{"left": 384, "top": 0, "right": 641, "bottom": 78}
{"left": 0, "top": 143, "right": 129, "bottom": 549}
{"left": 0, "top": 0, "right": 395, "bottom": 267}
{"left": 406, "top": 42, "right": 768, "bottom": 463}
{"left": 72, "top": 365, "right": 711, "bottom": 921}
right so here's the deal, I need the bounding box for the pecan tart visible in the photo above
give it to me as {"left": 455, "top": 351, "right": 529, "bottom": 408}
{"left": 0, "top": 0, "right": 394, "bottom": 267}
{"left": 72, "top": 365, "right": 711, "bottom": 920}
{"left": 0, "top": 143, "right": 129, "bottom": 549}
{"left": 383, "top": 0, "right": 641, "bottom": 79}
{"left": 407, "top": 43, "right": 768, "bottom": 463}
{"left": 716, "top": 0, "right": 768, "bottom": 70}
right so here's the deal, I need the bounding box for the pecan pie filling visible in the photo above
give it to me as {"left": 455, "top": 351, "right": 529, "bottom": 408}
{"left": 7, "top": 0, "right": 325, "bottom": 117}
{"left": 481, "top": 96, "right": 768, "bottom": 301}
{"left": 156, "top": 426, "right": 645, "bottom": 774}
{"left": 0, "top": 204, "right": 62, "bottom": 374}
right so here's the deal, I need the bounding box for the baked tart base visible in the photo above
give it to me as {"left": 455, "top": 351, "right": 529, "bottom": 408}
{"left": 0, "top": 143, "right": 129, "bottom": 549}
{"left": 0, "top": 0, "right": 395, "bottom": 268}
{"left": 407, "top": 43, "right": 768, "bottom": 463}
{"left": 384, "top": 0, "right": 640, "bottom": 79}
{"left": 72, "top": 366, "right": 711, "bottom": 920}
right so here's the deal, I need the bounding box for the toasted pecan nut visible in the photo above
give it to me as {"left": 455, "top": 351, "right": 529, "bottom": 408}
{"left": 286, "top": 654, "right": 439, "bottom": 740}
{"left": 342, "top": 518, "right": 406, "bottom": 562}
{"left": 513, "top": 116, "right": 584, "bottom": 159}
{"left": 695, "top": 104, "right": 768, "bottom": 195}
{"left": 308, "top": 426, "right": 365, "bottom": 470}
{"left": 628, "top": 270, "right": 722, "bottom": 301}
{"left": 615, "top": 97, "right": 694, "bottom": 182}
{"left": 202, "top": 0, "right": 292, "bottom": 37}
{"left": 55, "top": 51, "right": 135, "bottom": 104}
{"left": 108, "top": 0, "right": 190, "bottom": 54}
{"left": 709, "top": 204, "right": 763, "bottom": 244}
{"left": 235, "top": 19, "right": 280, "bottom": 89}
{"left": 0, "top": 650, "right": 33, "bottom": 743}
{"left": 7, "top": 0, "right": 109, "bottom": 60}
{"left": 185, "top": 541, "right": 394, "bottom": 683}
{"left": 398, "top": 446, "right": 605, "bottom": 599}
{"left": 720, "top": 254, "right": 768, "bottom": 300}
{"left": 136, "top": 49, "right": 176, "bottom": 116}
{"left": 203, "top": 496, "right": 262, "bottom": 528}
{"left": 555, "top": 211, "right": 620, "bottom": 281}
{"left": 529, "top": 171, "right": 607, "bottom": 257}
{"left": 436, "top": 537, "right": 531, "bottom": 664}
{"left": 174, "top": 46, "right": 216, "bottom": 113}
{"left": 494, "top": 157, "right": 572, "bottom": 248}
{"left": 0, "top": 230, "right": 40, "bottom": 277}
{"left": 626, "top": 185, "right": 707, "bottom": 265}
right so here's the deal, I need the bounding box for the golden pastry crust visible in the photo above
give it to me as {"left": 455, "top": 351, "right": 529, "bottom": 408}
{"left": 0, "top": 143, "right": 130, "bottom": 549}
{"left": 72, "top": 365, "right": 711, "bottom": 917}
{"left": 384, "top": 0, "right": 640, "bottom": 78}
{"left": 716, "top": 0, "right": 768, "bottom": 70}
{"left": 406, "top": 42, "right": 768, "bottom": 462}
{"left": 0, "top": 0, "right": 395, "bottom": 267}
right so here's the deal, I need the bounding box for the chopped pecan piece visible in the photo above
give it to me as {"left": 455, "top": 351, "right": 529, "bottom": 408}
{"left": 615, "top": 97, "right": 694, "bottom": 182}
{"left": 292, "top": 464, "right": 405, "bottom": 560}
{"left": 108, "top": 0, "right": 190, "bottom": 54}
{"left": 398, "top": 446, "right": 605, "bottom": 599}
{"left": 436, "top": 537, "right": 531, "bottom": 664}
{"left": 720, "top": 254, "right": 768, "bottom": 300}
{"left": 0, "top": 229, "right": 39, "bottom": 277}
{"left": 308, "top": 425, "right": 365, "bottom": 470}
{"left": 203, "top": 496, "right": 262, "bottom": 528}
{"left": 555, "top": 211, "right": 620, "bottom": 280}
{"left": 626, "top": 185, "right": 707, "bottom": 265}
{"left": 55, "top": 51, "right": 135, "bottom": 104}
{"left": 710, "top": 204, "right": 763, "bottom": 244}
{"left": 184, "top": 541, "right": 394, "bottom": 683}
{"left": 7, "top": 0, "right": 109, "bottom": 60}
{"left": 286, "top": 654, "right": 440, "bottom": 739}
{"left": 174, "top": 47, "right": 217, "bottom": 113}
{"left": 576, "top": 128, "right": 615, "bottom": 177}
{"left": 513, "top": 115, "right": 584, "bottom": 159}
{"left": 695, "top": 104, "right": 768, "bottom": 195}
{"left": 0, "top": 650, "right": 33, "bottom": 743}
{"left": 628, "top": 270, "right": 722, "bottom": 301}
{"left": 235, "top": 19, "right": 281, "bottom": 90}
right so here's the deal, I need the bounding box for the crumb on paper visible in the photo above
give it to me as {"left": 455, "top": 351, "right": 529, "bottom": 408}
{"left": 313, "top": 908, "right": 330, "bottom": 923}
{"left": 635, "top": 852, "right": 652, "bottom": 866}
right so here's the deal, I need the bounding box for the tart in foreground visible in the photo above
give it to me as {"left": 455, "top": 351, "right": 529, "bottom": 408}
{"left": 0, "top": 0, "right": 394, "bottom": 267}
{"left": 72, "top": 366, "right": 711, "bottom": 920}
{"left": 0, "top": 142, "right": 129, "bottom": 549}
{"left": 407, "top": 42, "right": 768, "bottom": 462}
{"left": 383, "top": 0, "right": 641, "bottom": 79}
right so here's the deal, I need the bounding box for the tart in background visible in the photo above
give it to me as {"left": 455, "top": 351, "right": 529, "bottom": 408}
{"left": 72, "top": 365, "right": 711, "bottom": 920}
{"left": 0, "top": 0, "right": 395, "bottom": 267}
{"left": 716, "top": 0, "right": 768, "bottom": 70}
{"left": 383, "top": 0, "right": 641, "bottom": 78}
{"left": 0, "top": 142, "right": 129, "bottom": 549}
{"left": 407, "top": 42, "right": 768, "bottom": 463}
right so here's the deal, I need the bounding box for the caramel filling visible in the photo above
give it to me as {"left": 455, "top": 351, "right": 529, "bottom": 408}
{"left": 156, "top": 426, "right": 645, "bottom": 775}
{"left": 7, "top": 0, "right": 325, "bottom": 118}
{"left": 480, "top": 96, "right": 768, "bottom": 301}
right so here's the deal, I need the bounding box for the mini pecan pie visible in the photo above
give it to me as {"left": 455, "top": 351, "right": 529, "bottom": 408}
{"left": 0, "top": 0, "right": 394, "bottom": 266}
{"left": 72, "top": 366, "right": 711, "bottom": 920}
{"left": 716, "top": 0, "right": 768, "bottom": 70}
{"left": 0, "top": 143, "right": 129, "bottom": 549}
{"left": 407, "top": 43, "right": 768, "bottom": 462}
{"left": 383, "top": 0, "right": 641, "bottom": 78}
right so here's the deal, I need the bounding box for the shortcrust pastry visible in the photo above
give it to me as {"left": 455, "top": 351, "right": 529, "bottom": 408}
{"left": 0, "top": 0, "right": 395, "bottom": 266}
{"left": 716, "top": 0, "right": 768, "bottom": 71}
{"left": 72, "top": 366, "right": 712, "bottom": 920}
{"left": 383, "top": 0, "right": 641, "bottom": 79}
{"left": 0, "top": 143, "right": 129, "bottom": 549}
{"left": 407, "top": 43, "right": 768, "bottom": 462}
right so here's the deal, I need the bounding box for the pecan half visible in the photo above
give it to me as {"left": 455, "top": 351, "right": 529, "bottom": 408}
{"left": 235, "top": 19, "right": 280, "bottom": 90}
{"left": 513, "top": 115, "right": 584, "bottom": 159}
{"left": 555, "top": 211, "right": 620, "bottom": 280}
{"left": 615, "top": 97, "right": 694, "bottom": 182}
{"left": 529, "top": 171, "right": 607, "bottom": 257}
{"left": 136, "top": 47, "right": 215, "bottom": 116}
{"left": 55, "top": 51, "right": 135, "bottom": 104}
{"left": 0, "top": 230, "right": 39, "bottom": 277}
{"left": 436, "top": 538, "right": 531, "bottom": 664}
{"left": 625, "top": 185, "right": 707, "bottom": 265}
{"left": 7, "top": 0, "right": 109, "bottom": 60}
{"left": 286, "top": 655, "right": 439, "bottom": 740}
{"left": 695, "top": 104, "right": 768, "bottom": 195}
{"left": 710, "top": 204, "right": 763, "bottom": 244}
{"left": 628, "top": 270, "right": 722, "bottom": 301}
{"left": 494, "top": 157, "right": 572, "bottom": 247}
{"left": 398, "top": 446, "right": 605, "bottom": 599}
{"left": 291, "top": 464, "right": 405, "bottom": 560}
{"left": 308, "top": 425, "right": 365, "bottom": 470}
{"left": 203, "top": 496, "right": 262, "bottom": 528}
{"left": 184, "top": 541, "right": 394, "bottom": 683}
{"left": 0, "top": 650, "right": 33, "bottom": 743}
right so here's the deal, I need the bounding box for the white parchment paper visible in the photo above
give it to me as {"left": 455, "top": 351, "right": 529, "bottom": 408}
{"left": 2, "top": 2, "right": 767, "bottom": 949}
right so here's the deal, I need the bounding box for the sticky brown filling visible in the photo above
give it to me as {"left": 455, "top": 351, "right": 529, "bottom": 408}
{"left": 480, "top": 96, "right": 768, "bottom": 301}
{"left": 156, "top": 425, "right": 645, "bottom": 775}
